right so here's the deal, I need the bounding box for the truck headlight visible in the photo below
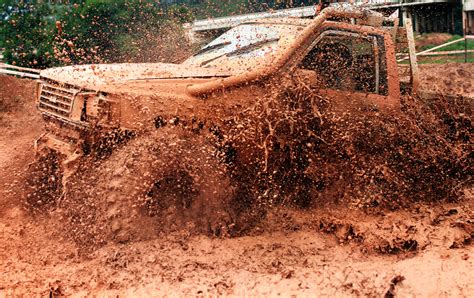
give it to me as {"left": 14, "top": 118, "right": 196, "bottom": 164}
{"left": 83, "top": 93, "right": 118, "bottom": 126}
{"left": 34, "top": 80, "right": 42, "bottom": 106}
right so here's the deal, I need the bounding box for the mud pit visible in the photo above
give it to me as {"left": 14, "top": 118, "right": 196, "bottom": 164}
{"left": 0, "top": 65, "right": 473, "bottom": 296}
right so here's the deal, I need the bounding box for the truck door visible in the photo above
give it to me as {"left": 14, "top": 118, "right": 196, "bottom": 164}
{"left": 293, "top": 25, "right": 399, "bottom": 110}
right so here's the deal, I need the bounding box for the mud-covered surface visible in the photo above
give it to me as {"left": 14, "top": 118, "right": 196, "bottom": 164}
{"left": 418, "top": 63, "right": 474, "bottom": 98}
{"left": 399, "top": 63, "right": 474, "bottom": 98}
{"left": 1, "top": 205, "right": 473, "bottom": 296}
{"left": 0, "top": 70, "right": 473, "bottom": 296}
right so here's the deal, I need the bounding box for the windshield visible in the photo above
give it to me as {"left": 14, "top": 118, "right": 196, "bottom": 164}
{"left": 183, "top": 23, "right": 305, "bottom": 74}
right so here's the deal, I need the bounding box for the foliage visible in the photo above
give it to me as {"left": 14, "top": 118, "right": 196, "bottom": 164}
{"left": 0, "top": 2, "right": 58, "bottom": 68}
{"left": 0, "top": 0, "right": 324, "bottom": 67}
{"left": 417, "top": 53, "right": 474, "bottom": 64}
{"left": 1, "top": 0, "right": 194, "bottom": 67}
{"left": 55, "top": 1, "right": 191, "bottom": 64}
{"left": 420, "top": 34, "right": 474, "bottom": 51}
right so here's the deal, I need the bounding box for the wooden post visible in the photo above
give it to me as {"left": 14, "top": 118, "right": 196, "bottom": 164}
{"left": 391, "top": 17, "right": 400, "bottom": 42}
{"left": 403, "top": 9, "right": 419, "bottom": 94}
{"left": 451, "top": 7, "right": 455, "bottom": 34}
{"left": 414, "top": 8, "right": 419, "bottom": 33}
{"left": 463, "top": 11, "right": 468, "bottom": 63}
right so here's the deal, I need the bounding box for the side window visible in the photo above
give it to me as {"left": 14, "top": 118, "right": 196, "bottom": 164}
{"left": 299, "top": 31, "right": 387, "bottom": 95}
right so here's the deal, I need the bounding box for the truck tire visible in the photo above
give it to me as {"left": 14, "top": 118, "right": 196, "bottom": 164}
{"left": 25, "top": 149, "right": 63, "bottom": 211}
{"left": 64, "top": 127, "right": 237, "bottom": 245}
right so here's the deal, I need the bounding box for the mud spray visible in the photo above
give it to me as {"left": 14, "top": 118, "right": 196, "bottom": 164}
{"left": 0, "top": 4, "right": 472, "bottom": 293}
{"left": 1, "top": 72, "right": 472, "bottom": 296}
{"left": 20, "top": 69, "right": 472, "bottom": 251}
{"left": 15, "top": 18, "right": 474, "bottom": 246}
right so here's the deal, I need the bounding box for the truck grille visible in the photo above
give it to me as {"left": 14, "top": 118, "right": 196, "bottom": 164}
{"left": 38, "top": 81, "right": 79, "bottom": 118}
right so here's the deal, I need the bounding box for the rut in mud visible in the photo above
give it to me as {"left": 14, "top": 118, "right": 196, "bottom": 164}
{"left": 58, "top": 128, "right": 238, "bottom": 248}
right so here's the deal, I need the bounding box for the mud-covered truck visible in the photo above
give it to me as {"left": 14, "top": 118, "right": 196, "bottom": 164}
{"left": 29, "top": 6, "right": 465, "bottom": 237}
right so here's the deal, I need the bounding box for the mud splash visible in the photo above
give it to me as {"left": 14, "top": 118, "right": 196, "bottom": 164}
{"left": 0, "top": 70, "right": 473, "bottom": 295}
{"left": 20, "top": 68, "right": 472, "bottom": 253}
{"left": 224, "top": 81, "right": 471, "bottom": 211}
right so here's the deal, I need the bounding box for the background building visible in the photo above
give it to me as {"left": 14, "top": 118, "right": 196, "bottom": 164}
{"left": 343, "top": 0, "right": 463, "bottom": 34}
{"left": 190, "top": 0, "right": 466, "bottom": 35}
{"left": 465, "top": 0, "right": 474, "bottom": 33}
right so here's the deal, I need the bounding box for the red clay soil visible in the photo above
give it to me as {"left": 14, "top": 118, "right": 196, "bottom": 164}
{"left": 0, "top": 73, "right": 472, "bottom": 296}
{"left": 415, "top": 33, "right": 453, "bottom": 51}
{"left": 418, "top": 63, "right": 474, "bottom": 98}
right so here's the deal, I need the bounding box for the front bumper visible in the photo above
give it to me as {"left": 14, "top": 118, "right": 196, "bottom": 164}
{"left": 35, "top": 113, "right": 88, "bottom": 156}
{"left": 34, "top": 133, "right": 77, "bottom": 156}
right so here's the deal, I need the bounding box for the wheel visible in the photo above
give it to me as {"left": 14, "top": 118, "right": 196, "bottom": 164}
{"left": 25, "top": 149, "right": 63, "bottom": 211}
{"left": 64, "top": 127, "right": 236, "bottom": 245}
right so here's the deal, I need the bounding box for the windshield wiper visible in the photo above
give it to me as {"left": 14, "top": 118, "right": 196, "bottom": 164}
{"left": 228, "top": 38, "right": 279, "bottom": 57}
{"left": 195, "top": 41, "right": 231, "bottom": 55}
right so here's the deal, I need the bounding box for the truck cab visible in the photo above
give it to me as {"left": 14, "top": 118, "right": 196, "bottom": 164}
{"left": 35, "top": 6, "right": 401, "bottom": 158}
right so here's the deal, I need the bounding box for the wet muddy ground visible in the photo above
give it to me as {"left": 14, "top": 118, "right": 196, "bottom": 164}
{"left": 0, "top": 68, "right": 473, "bottom": 296}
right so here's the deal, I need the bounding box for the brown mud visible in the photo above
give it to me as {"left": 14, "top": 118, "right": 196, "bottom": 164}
{"left": 0, "top": 67, "right": 473, "bottom": 296}
{"left": 415, "top": 33, "right": 453, "bottom": 51}
{"left": 418, "top": 63, "right": 474, "bottom": 98}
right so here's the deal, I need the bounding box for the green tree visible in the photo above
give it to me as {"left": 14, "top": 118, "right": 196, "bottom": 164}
{"left": 1, "top": 0, "right": 194, "bottom": 67}
{"left": 55, "top": 0, "right": 193, "bottom": 64}
{"left": 0, "top": 2, "right": 58, "bottom": 68}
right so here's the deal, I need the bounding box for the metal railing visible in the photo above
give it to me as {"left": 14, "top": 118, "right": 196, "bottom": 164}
{"left": 189, "top": 1, "right": 450, "bottom": 32}
{"left": 0, "top": 63, "right": 41, "bottom": 79}
{"left": 397, "top": 36, "right": 473, "bottom": 62}
{"left": 190, "top": 5, "right": 319, "bottom": 32}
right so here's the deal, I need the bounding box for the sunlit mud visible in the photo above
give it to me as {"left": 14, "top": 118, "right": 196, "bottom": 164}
{"left": 0, "top": 62, "right": 472, "bottom": 296}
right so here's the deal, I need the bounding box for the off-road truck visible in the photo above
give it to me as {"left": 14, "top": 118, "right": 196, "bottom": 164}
{"left": 30, "top": 6, "right": 426, "bottom": 236}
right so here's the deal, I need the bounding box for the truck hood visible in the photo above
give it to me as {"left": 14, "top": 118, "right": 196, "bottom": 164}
{"left": 40, "top": 63, "right": 232, "bottom": 91}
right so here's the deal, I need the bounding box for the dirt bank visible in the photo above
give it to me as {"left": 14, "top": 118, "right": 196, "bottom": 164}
{"left": 418, "top": 63, "right": 474, "bottom": 98}
{"left": 0, "top": 76, "right": 41, "bottom": 212}
{"left": 0, "top": 72, "right": 472, "bottom": 296}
